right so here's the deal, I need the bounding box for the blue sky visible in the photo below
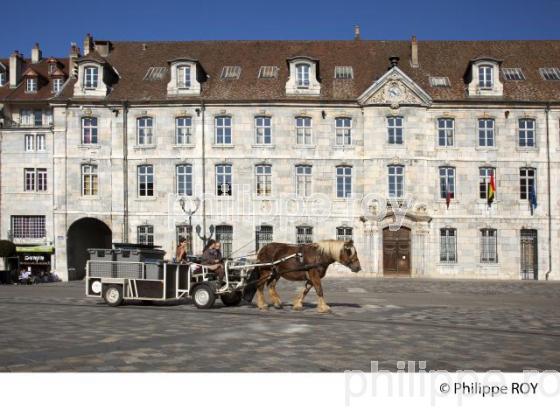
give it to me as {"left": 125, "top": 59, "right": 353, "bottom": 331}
{"left": 2, "top": 0, "right": 559, "bottom": 57}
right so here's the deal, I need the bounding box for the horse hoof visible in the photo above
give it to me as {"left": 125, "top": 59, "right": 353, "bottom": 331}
{"left": 273, "top": 303, "right": 283, "bottom": 310}
{"left": 258, "top": 304, "right": 269, "bottom": 311}
{"left": 292, "top": 304, "right": 303, "bottom": 311}
{"left": 317, "top": 307, "right": 332, "bottom": 314}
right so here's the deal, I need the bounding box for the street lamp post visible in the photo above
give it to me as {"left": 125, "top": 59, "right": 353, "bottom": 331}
{"left": 178, "top": 197, "right": 214, "bottom": 247}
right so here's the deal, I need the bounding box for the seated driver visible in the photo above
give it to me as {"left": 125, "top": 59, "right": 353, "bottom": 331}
{"left": 201, "top": 239, "right": 225, "bottom": 283}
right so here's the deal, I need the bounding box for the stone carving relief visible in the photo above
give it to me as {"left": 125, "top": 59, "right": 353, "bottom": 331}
{"left": 366, "top": 75, "right": 425, "bottom": 108}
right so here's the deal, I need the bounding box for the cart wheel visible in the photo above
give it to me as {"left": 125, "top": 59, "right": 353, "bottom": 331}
{"left": 103, "top": 285, "right": 124, "bottom": 307}
{"left": 220, "top": 291, "right": 242, "bottom": 307}
{"left": 192, "top": 284, "right": 216, "bottom": 309}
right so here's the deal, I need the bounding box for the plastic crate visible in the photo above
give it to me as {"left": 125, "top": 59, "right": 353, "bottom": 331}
{"left": 88, "top": 249, "right": 115, "bottom": 261}
{"left": 145, "top": 262, "right": 163, "bottom": 280}
{"left": 88, "top": 260, "right": 114, "bottom": 278}
{"left": 114, "top": 248, "right": 166, "bottom": 263}
{"left": 113, "top": 261, "right": 143, "bottom": 279}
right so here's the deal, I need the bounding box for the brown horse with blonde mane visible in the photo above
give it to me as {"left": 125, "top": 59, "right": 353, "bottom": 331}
{"left": 255, "top": 240, "right": 361, "bottom": 313}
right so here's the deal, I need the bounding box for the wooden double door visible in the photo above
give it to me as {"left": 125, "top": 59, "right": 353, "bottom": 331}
{"left": 383, "top": 227, "right": 411, "bottom": 275}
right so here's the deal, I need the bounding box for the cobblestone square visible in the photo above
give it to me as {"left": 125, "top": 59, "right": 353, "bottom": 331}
{"left": 1, "top": 278, "right": 559, "bottom": 372}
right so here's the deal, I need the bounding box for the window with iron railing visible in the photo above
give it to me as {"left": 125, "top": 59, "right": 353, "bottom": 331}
{"left": 336, "top": 226, "right": 353, "bottom": 242}
{"left": 256, "top": 225, "right": 273, "bottom": 251}
{"left": 440, "top": 228, "right": 457, "bottom": 263}
{"left": 296, "top": 226, "right": 313, "bottom": 244}
{"left": 11, "top": 215, "right": 46, "bottom": 239}
{"left": 480, "top": 229, "right": 498, "bottom": 263}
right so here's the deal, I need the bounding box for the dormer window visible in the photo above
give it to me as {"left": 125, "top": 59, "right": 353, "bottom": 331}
{"left": 74, "top": 59, "right": 109, "bottom": 97}
{"left": 286, "top": 57, "right": 320, "bottom": 96}
{"left": 334, "top": 66, "right": 354, "bottom": 79}
{"left": 221, "top": 66, "right": 241, "bottom": 80}
{"left": 258, "top": 66, "right": 279, "bottom": 79}
{"left": 26, "top": 78, "right": 38, "bottom": 93}
{"left": 468, "top": 58, "right": 503, "bottom": 97}
{"left": 0, "top": 70, "right": 5, "bottom": 86}
{"left": 167, "top": 59, "right": 201, "bottom": 96}
{"left": 296, "top": 64, "right": 310, "bottom": 88}
{"left": 48, "top": 63, "right": 57, "bottom": 75}
{"left": 478, "top": 65, "right": 493, "bottom": 88}
{"left": 539, "top": 67, "right": 560, "bottom": 81}
{"left": 84, "top": 66, "right": 99, "bottom": 89}
{"left": 52, "top": 78, "right": 64, "bottom": 94}
{"left": 502, "top": 68, "right": 525, "bottom": 81}
{"left": 177, "top": 65, "right": 191, "bottom": 89}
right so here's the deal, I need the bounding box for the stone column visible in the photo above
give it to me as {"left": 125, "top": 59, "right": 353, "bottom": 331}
{"left": 413, "top": 223, "right": 430, "bottom": 277}
{"left": 364, "top": 221, "right": 380, "bottom": 276}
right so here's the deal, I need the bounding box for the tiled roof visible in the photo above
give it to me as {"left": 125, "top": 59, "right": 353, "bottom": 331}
{"left": 0, "top": 57, "right": 69, "bottom": 102}
{"left": 9, "top": 40, "right": 560, "bottom": 103}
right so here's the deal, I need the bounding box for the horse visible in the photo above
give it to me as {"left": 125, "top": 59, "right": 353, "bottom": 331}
{"left": 255, "top": 240, "right": 361, "bottom": 313}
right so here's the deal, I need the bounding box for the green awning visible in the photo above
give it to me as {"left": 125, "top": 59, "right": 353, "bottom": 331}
{"left": 16, "top": 246, "right": 55, "bottom": 254}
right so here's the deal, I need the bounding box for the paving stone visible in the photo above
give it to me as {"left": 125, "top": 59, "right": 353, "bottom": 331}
{"left": 0, "top": 279, "right": 560, "bottom": 371}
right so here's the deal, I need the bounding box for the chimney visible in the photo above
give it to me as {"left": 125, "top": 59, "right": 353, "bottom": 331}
{"left": 9, "top": 51, "right": 22, "bottom": 88}
{"left": 389, "top": 56, "right": 400, "bottom": 68}
{"left": 354, "top": 25, "right": 361, "bottom": 40}
{"left": 83, "top": 33, "right": 93, "bottom": 56}
{"left": 69, "top": 42, "right": 81, "bottom": 78}
{"left": 94, "top": 40, "right": 111, "bottom": 57}
{"left": 411, "top": 35, "right": 419, "bottom": 68}
{"left": 31, "top": 43, "right": 42, "bottom": 63}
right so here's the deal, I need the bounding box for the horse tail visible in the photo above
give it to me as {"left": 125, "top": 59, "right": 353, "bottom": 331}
{"left": 242, "top": 266, "right": 260, "bottom": 302}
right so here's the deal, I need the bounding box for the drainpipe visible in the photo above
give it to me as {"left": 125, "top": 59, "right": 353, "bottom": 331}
{"left": 122, "top": 101, "right": 129, "bottom": 243}
{"left": 200, "top": 100, "right": 206, "bottom": 240}
{"left": 545, "top": 104, "right": 552, "bottom": 280}
{"left": 0, "top": 128, "right": 3, "bottom": 243}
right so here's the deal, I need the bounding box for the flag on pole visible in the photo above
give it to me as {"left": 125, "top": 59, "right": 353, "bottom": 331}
{"left": 529, "top": 183, "right": 537, "bottom": 215}
{"left": 487, "top": 174, "right": 496, "bottom": 208}
{"left": 445, "top": 182, "right": 451, "bottom": 209}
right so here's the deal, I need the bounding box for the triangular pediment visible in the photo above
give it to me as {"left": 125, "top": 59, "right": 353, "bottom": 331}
{"left": 22, "top": 67, "right": 40, "bottom": 77}
{"left": 358, "top": 67, "right": 432, "bottom": 107}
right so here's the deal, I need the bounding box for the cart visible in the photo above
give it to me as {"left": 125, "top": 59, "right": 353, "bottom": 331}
{"left": 85, "top": 247, "right": 300, "bottom": 309}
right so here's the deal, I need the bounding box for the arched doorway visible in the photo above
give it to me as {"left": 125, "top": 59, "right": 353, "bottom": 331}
{"left": 383, "top": 227, "right": 411, "bottom": 276}
{"left": 67, "top": 218, "right": 112, "bottom": 280}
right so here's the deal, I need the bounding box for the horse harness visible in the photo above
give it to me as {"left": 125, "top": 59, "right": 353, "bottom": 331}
{"left": 269, "top": 246, "right": 323, "bottom": 282}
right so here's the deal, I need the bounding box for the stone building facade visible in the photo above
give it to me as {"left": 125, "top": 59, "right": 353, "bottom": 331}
{"left": 1, "top": 35, "right": 559, "bottom": 281}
